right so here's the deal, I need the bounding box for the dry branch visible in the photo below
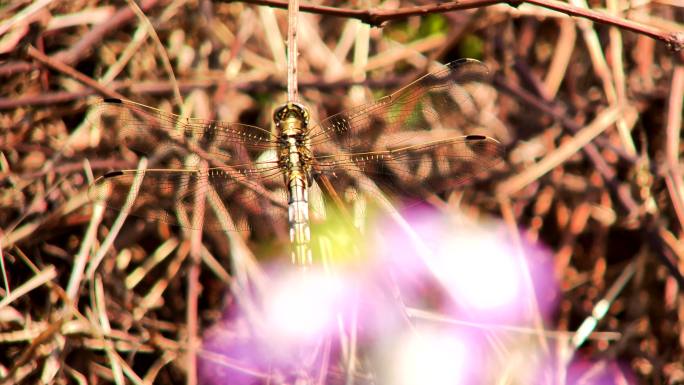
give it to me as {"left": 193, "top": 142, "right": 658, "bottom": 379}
{"left": 230, "top": 0, "right": 684, "bottom": 50}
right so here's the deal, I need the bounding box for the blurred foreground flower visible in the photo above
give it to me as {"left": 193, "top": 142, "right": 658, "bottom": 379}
{"left": 199, "top": 266, "right": 351, "bottom": 384}
{"left": 262, "top": 268, "right": 344, "bottom": 341}
{"left": 199, "top": 206, "right": 635, "bottom": 384}
{"left": 566, "top": 356, "right": 638, "bottom": 385}
{"left": 385, "top": 327, "right": 471, "bottom": 385}
{"left": 372, "top": 206, "right": 558, "bottom": 324}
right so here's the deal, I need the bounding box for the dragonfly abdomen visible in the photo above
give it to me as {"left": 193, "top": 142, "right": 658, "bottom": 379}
{"left": 274, "top": 102, "right": 314, "bottom": 265}
{"left": 288, "top": 175, "right": 312, "bottom": 265}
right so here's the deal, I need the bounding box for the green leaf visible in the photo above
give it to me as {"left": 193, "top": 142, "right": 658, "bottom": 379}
{"left": 417, "top": 14, "right": 448, "bottom": 39}
{"left": 459, "top": 34, "right": 484, "bottom": 60}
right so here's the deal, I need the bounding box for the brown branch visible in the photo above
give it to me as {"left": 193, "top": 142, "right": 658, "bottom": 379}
{"left": 228, "top": 0, "right": 498, "bottom": 26}
{"left": 25, "top": 45, "right": 126, "bottom": 100}
{"left": 0, "top": 76, "right": 409, "bottom": 110}
{"left": 230, "top": 0, "right": 684, "bottom": 51}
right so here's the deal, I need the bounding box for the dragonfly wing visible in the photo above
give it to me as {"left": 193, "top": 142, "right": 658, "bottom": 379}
{"left": 90, "top": 98, "right": 277, "bottom": 163}
{"left": 313, "top": 135, "right": 503, "bottom": 194}
{"left": 89, "top": 163, "right": 287, "bottom": 232}
{"left": 308, "top": 59, "right": 492, "bottom": 153}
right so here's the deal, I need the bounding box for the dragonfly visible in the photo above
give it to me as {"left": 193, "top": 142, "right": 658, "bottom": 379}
{"left": 89, "top": 59, "right": 504, "bottom": 265}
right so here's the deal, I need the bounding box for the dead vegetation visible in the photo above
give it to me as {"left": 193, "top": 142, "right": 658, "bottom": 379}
{"left": 1, "top": 0, "right": 683, "bottom": 384}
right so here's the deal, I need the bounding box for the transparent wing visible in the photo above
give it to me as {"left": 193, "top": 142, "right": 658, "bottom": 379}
{"left": 88, "top": 163, "right": 287, "bottom": 232}
{"left": 90, "top": 98, "right": 278, "bottom": 163}
{"left": 309, "top": 59, "right": 502, "bottom": 195}
{"left": 313, "top": 135, "right": 503, "bottom": 194}
{"left": 309, "top": 59, "right": 491, "bottom": 152}
{"left": 88, "top": 98, "right": 287, "bottom": 232}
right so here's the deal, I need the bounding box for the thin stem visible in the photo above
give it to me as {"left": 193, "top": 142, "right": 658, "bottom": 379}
{"left": 186, "top": 159, "right": 208, "bottom": 385}
{"left": 287, "top": 0, "right": 299, "bottom": 102}
{"left": 126, "top": 0, "right": 183, "bottom": 107}
{"left": 664, "top": 64, "right": 684, "bottom": 229}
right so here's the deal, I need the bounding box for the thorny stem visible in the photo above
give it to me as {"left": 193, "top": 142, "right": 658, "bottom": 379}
{"left": 231, "top": 0, "right": 684, "bottom": 51}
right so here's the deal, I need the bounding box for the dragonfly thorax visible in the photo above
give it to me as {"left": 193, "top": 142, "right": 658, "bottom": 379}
{"left": 274, "top": 102, "right": 314, "bottom": 182}
{"left": 273, "top": 102, "right": 310, "bottom": 136}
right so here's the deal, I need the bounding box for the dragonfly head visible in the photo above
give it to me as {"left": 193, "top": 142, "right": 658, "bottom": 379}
{"left": 274, "top": 102, "right": 310, "bottom": 135}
